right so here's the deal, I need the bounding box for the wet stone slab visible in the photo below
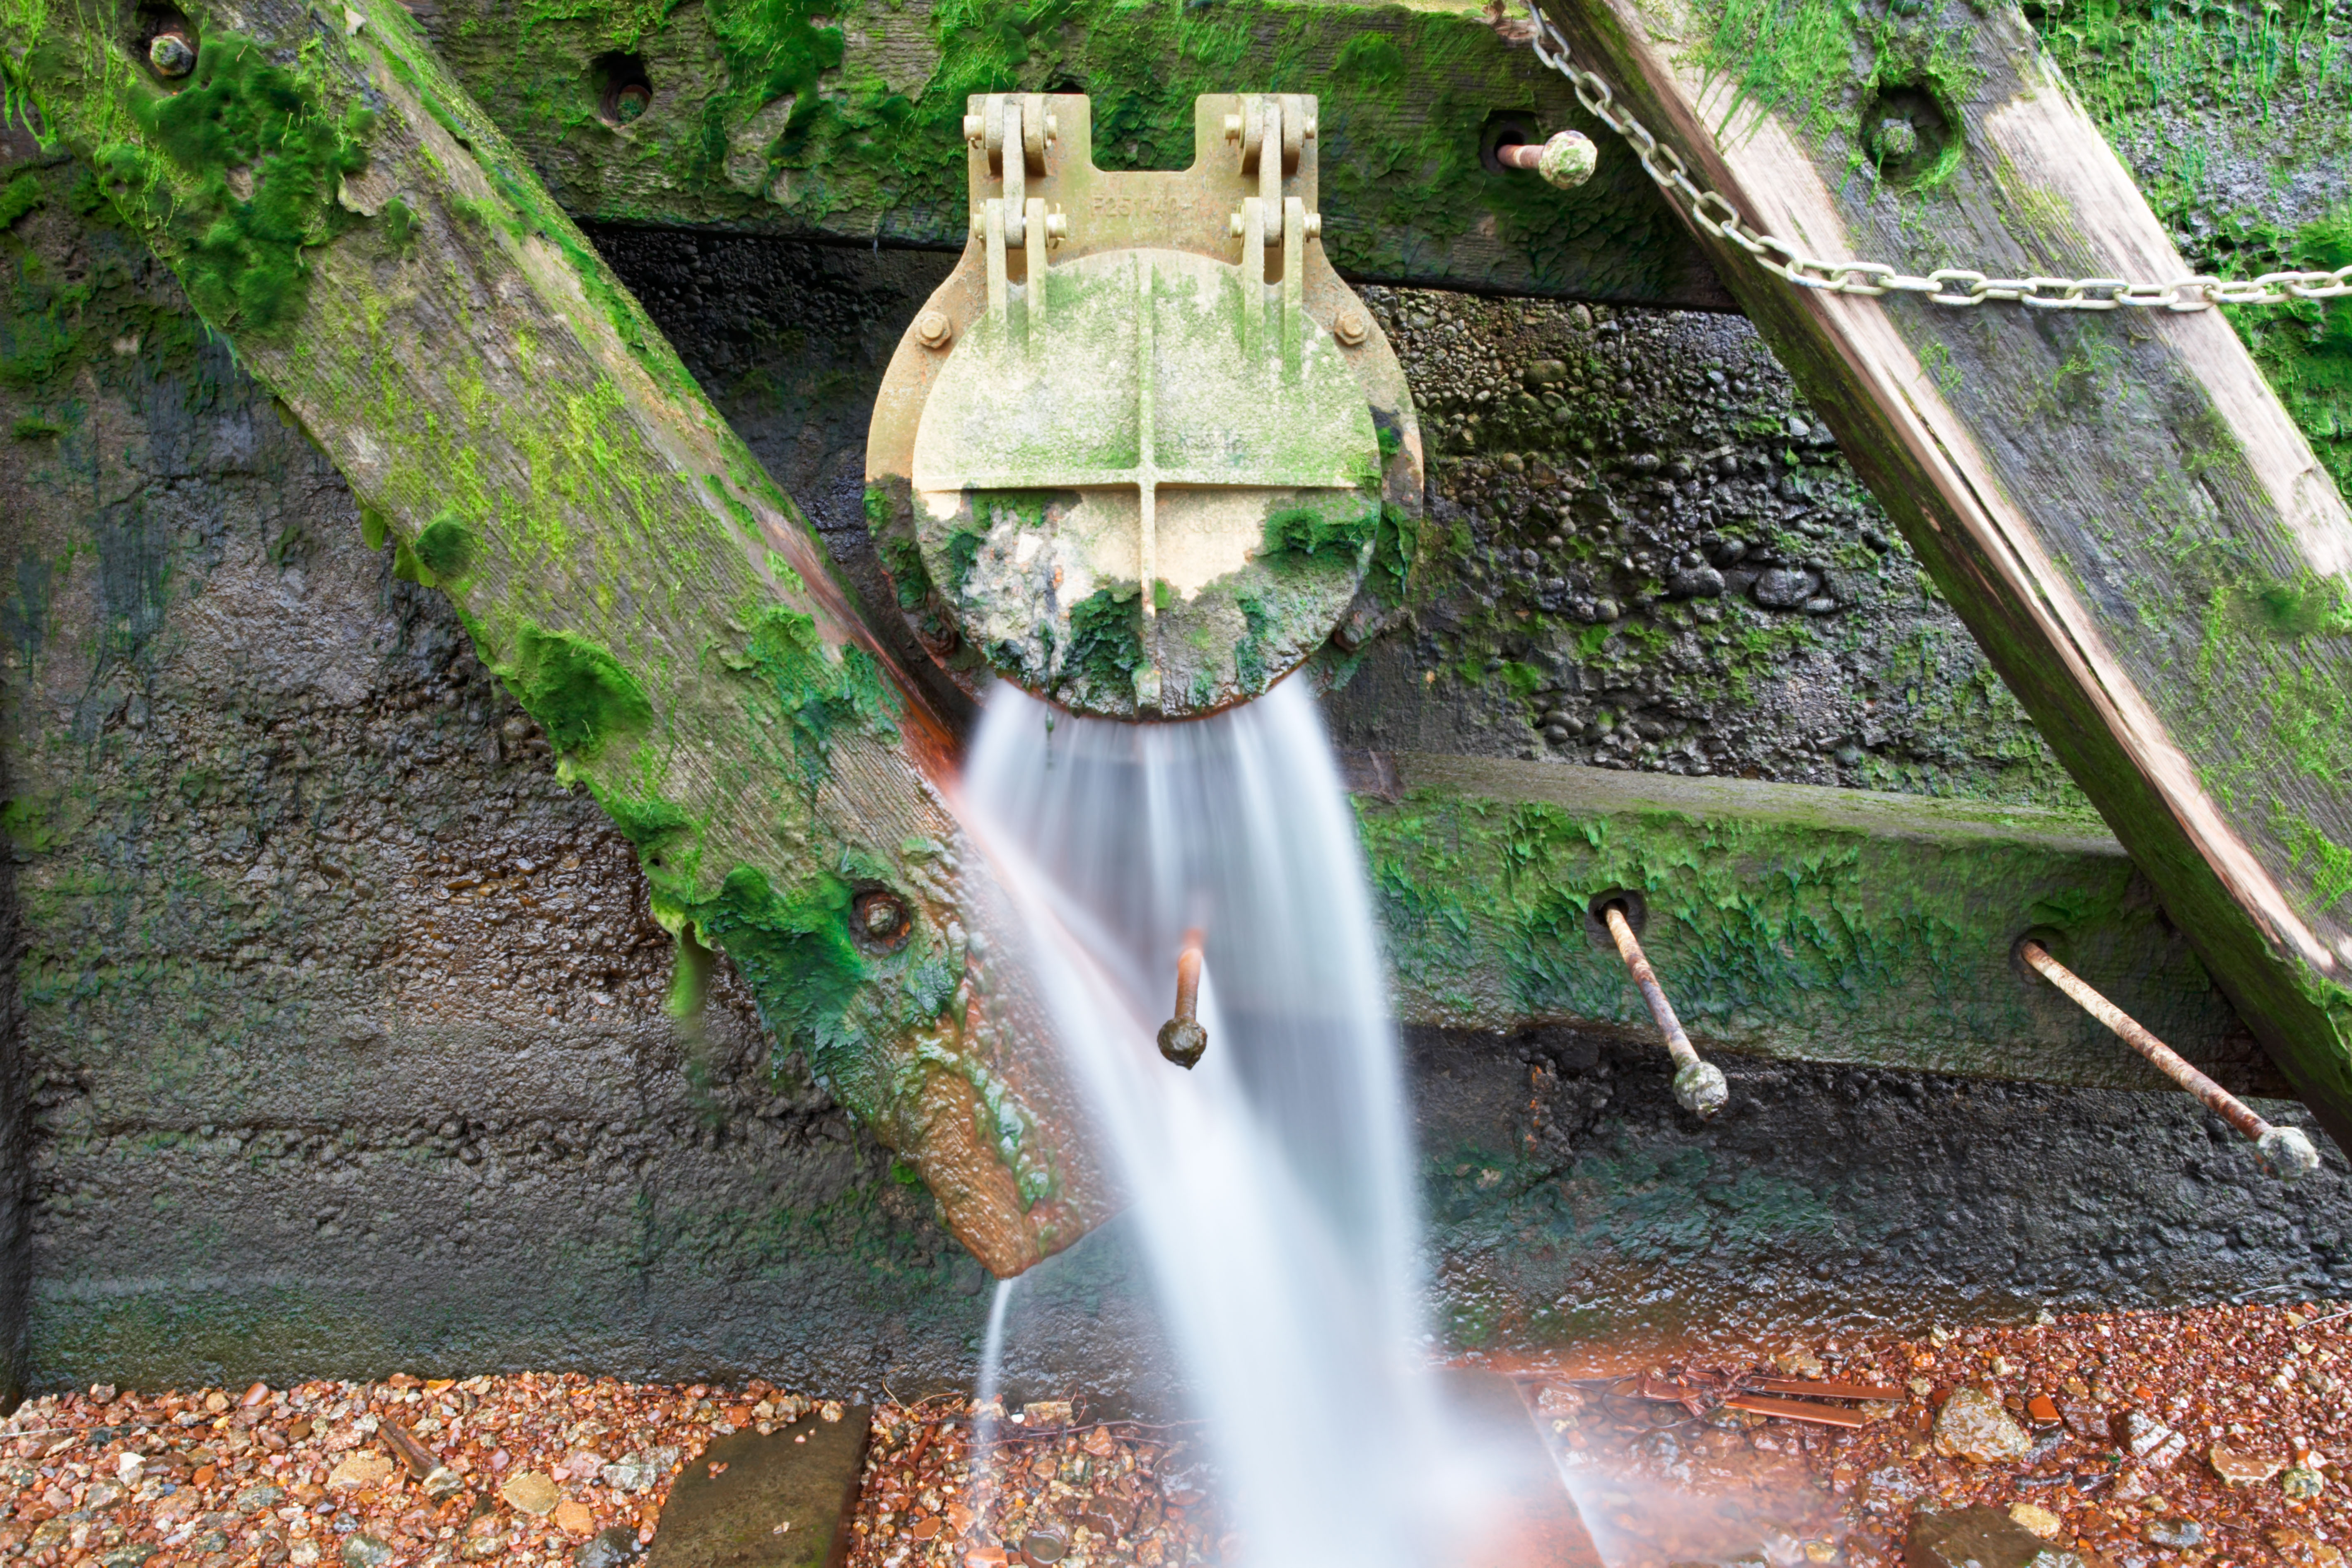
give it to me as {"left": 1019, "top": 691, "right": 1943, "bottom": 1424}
{"left": 648, "top": 1409, "right": 874, "bottom": 1568}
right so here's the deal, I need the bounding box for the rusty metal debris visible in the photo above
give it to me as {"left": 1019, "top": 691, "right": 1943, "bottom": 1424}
{"left": 1600, "top": 1367, "right": 1899, "bottom": 1428}
{"left": 1157, "top": 928, "right": 1208, "bottom": 1069}
{"left": 1601, "top": 902, "right": 1728, "bottom": 1118}
{"left": 2017, "top": 939, "right": 2320, "bottom": 1180}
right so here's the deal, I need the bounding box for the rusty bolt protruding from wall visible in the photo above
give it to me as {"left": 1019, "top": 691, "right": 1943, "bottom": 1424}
{"left": 915, "top": 310, "right": 954, "bottom": 351}
{"left": 852, "top": 889, "right": 913, "bottom": 953}
{"left": 1157, "top": 929, "right": 1207, "bottom": 1069}
{"left": 2018, "top": 938, "right": 2321, "bottom": 1181}
{"left": 148, "top": 31, "right": 196, "bottom": 77}
{"left": 1499, "top": 130, "right": 1599, "bottom": 191}
{"left": 1600, "top": 900, "right": 1728, "bottom": 1118}
{"left": 1333, "top": 309, "right": 1369, "bottom": 347}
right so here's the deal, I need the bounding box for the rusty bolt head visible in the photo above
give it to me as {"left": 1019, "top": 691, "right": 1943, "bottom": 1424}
{"left": 1304, "top": 211, "right": 1322, "bottom": 239}
{"left": 1228, "top": 210, "right": 1245, "bottom": 239}
{"left": 852, "top": 889, "right": 912, "bottom": 951}
{"left": 1333, "top": 309, "right": 1369, "bottom": 347}
{"left": 148, "top": 30, "right": 196, "bottom": 77}
{"left": 1872, "top": 117, "right": 1920, "bottom": 162}
{"left": 1157, "top": 1018, "right": 1207, "bottom": 1069}
{"left": 1043, "top": 211, "right": 1069, "bottom": 245}
{"left": 1537, "top": 130, "right": 1599, "bottom": 191}
{"left": 1223, "top": 112, "right": 1244, "bottom": 142}
{"left": 963, "top": 113, "right": 986, "bottom": 144}
{"left": 915, "top": 310, "right": 954, "bottom": 350}
{"left": 1045, "top": 112, "right": 1059, "bottom": 141}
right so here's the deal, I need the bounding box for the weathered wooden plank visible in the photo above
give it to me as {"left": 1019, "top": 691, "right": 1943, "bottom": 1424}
{"left": 1352, "top": 753, "right": 2282, "bottom": 1095}
{"left": 408, "top": 0, "right": 1729, "bottom": 306}
{"left": 1529, "top": 0, "right": 2352, "bottom": 1142}
{"left": 0, "top": 0, "right": 1110, "bottom": 1272}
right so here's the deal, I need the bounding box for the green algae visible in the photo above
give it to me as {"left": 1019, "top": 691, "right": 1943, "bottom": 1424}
{"left": 1063, "top": 586, "right": 1145, "bottom": 698}
{"left": 507, "top": 625, "right": 655, "bottom": 759}
{"left": 412, "top": 516, "right": 481, "bottom": 581}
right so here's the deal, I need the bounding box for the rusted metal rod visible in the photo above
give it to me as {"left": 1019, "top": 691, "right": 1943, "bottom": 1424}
{"left": 1157, "top": 929, "right": 1207, "bottom": 1069}
{"left": 1494, "top": 129, "right": 1599, "bottom": 190}
{"left": 2018, "top": 939, "right": 2320, "bottom": 1180}
{"left": 1600, "top": 902, "right": 1727, "bottom": 1119}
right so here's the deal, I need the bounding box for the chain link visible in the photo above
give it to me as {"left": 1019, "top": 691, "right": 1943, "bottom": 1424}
{"left": 1519, "top": 0, "right": 2352, "bottom": 312}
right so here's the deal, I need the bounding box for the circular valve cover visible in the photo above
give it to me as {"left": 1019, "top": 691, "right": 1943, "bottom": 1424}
{"left": 904, "top": 248, "right": 1381, "bottom": 719}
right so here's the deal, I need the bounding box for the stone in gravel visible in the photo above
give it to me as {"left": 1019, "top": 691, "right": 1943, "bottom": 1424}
{"left": 327, "top": 1451, "right": 393, "bottom": 1491}
{"left": 1907, "top": 1507, "right": 2082, "bottom": 1568}
{"left": 644, "top": 1409, "right": 872, "bottom": 1568}
{"left": 2270, "top": 1528, "right": 2349, "bottom": 1568}
{"left": 233, "top": 1483, "right": 285, "bottom": 1513}
{"left": 421, "top": 1465, "right": 465, "bottom": 1500}
{"left": 2115, "top": 1410, "right": 2186, "bottom": 1467}
{"left": 2008, "top": 1503, "right": 2062, "bottom": 1539}
{"left": 1934, "top": 1387, "right": 2033, "bottom": 1464}
{"left": 502, "top": 1470, "right": 561, "bottom": 1515}
{"left": 556, "top": 1499, "right": 596, "bottom": 1534}
{"left": 2282, "top": 1465, "right": 2327, "bottom": 1499}
{"left": 1752, "top": 567, "right": 1819, "bottom": 610}
{"left": 2210, "top": 1444, "right": 2285, "bottom": 1486}
{"left": 2144, "top": 1519, "right": 2204, "bottom": 1548}
{"left": 2057, "top": 1396, "right": 2107, "bottom": 1440}
{"left": 342, "top": 1536, "right": 394, "bottom": 1568}
{"left": 577, "top": 1526, "right": 643, "bottom": 1568}
{"left": 603, "top": 1454, "right": 662, "bottom": 1493}
{"left": 99, "top": 1547, "right": 154, "bottom": 1568}
{"left": 1667, "top": 565, "right": 1725, "bottom": 599}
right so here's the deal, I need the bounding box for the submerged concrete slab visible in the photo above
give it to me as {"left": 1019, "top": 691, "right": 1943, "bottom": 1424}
{"left": 647, "top": 1410, "right": 874, "bottom": 1568}
{"left": 1354, "top": 751, "right": 2281, "bottom": 1095}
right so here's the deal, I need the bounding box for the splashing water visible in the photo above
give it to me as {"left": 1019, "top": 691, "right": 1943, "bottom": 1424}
{"left": 961, "top": 676, "right": 1478, "bottom": 1567}
{"left": 966, "top": 1274, "right": 1023, "bottom": 1531}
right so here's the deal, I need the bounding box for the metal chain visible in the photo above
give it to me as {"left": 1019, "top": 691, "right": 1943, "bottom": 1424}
{"left": 1519, "top": 0, "right": 2352, "bottom": 312}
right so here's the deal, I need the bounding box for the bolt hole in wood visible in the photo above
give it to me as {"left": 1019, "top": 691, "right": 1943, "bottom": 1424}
{"left": 852, "top": 888, "right": 913, "bottom": 954}
{"left": 1585, "top": 888, "right": 1647, "bottom": 946}
{"left": 1479, "top": 108, "right": 1546, "bottom": 176}
{"left": 135, "top": 5, "right": 196, "bottom": 78}
{"left": 1859, "top": 79, "right": 1959, "bottom": 188}
{"left": 592, "top": 52, "right": 653, "bottom": 126}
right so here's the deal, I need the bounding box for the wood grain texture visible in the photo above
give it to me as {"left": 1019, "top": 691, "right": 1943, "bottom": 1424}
{"left": 1541, "top": 0, "right": 2352, "bottom": 1143}
{"left": 408, "top": 0, "right": 1731, "bottom": 306}
{"left": 0, "top": 0, "right": 1112, "bottom": 1272}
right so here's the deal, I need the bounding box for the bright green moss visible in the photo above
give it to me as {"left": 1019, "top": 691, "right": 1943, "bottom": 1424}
{"left": 508, "top": 625, "right": 655, "bottom": 758}
{"left": 1260, "top": 498, "right": 1376, "bottom": 567}
{"left": 126, "top": 37, "right": 374, "bottom": 335}
{"left": 687, "top": 864, "right": 867, "bottom": 1073}
{"left": 412, "top": 515, "right": 481, "bottom": 581}
{"left": 1061, "top": 587, "right": 1145, "bottom": 697}
{"left": 0, "top": 171, "right": 43, "bottom": 230}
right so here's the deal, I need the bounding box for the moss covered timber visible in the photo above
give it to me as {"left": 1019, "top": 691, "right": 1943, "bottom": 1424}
{"left": 1538, "top": 0, "right": 2352, "bottom": 1147}
{"left": 403, "top": 0, "right": 1726, "bottom": 307}
{"left": 0, "top": 0, "right": 1109, "bottom": 1274}
{"left": 1361, "top": 753, "right": 2275, "bottom": 1090}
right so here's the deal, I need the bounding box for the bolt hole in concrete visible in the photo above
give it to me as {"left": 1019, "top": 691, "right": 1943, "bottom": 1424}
{"left": 593, "top": 52, "right": 654, "bottom": 125}
{"left": 1585, "top": 888, "right": 1649, "bottom": 945}
{"left": 1859, "top": 80, "right": 1958, "bottom": 188}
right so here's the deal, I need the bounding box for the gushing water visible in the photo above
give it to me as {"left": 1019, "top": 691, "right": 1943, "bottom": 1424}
{"left": 962, "top": 677, "right": 1473, "bottom": 1567}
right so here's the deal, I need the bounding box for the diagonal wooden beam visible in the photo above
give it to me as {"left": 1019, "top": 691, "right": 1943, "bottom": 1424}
{"left": 1529, "top": 0, "right": 2352, "bottom": 1148}
{"left": 0, "top": 0, "right": 1112, "bottom": 1272}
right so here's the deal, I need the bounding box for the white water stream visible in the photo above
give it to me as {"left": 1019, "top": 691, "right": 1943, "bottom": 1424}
{"left": 961, "top": 676, "right": 1483, "bottom": 1567}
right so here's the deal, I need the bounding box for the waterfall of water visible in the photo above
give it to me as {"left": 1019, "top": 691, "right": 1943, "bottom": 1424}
{"left": 961, "top": 676, "right": 1479, "bottom": 1567}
